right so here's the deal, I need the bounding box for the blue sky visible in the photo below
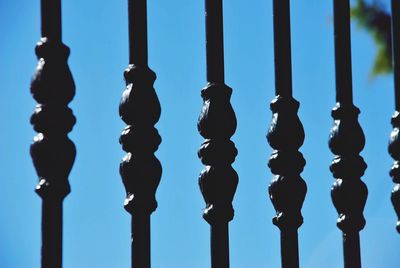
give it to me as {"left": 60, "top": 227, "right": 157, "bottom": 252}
{"left": 0, "top": 0, "right": 399, "bottom": 267}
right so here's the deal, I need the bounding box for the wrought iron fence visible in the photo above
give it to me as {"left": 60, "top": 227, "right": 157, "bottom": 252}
{"left": 28, "top": 0, "right": 399, "bottom": 267}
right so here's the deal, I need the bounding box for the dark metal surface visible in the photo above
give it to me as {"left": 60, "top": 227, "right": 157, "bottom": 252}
{"left": 267, "top": 1, "right": 307, "bottom": 268}
{"left": 128, "top": 0, "right": 148, "bottom": 66}
{"left": 40, "top": 200, "right": 63, "bottom": 268}
{"left": 131, "top": 215, "right": 151, "bottom": 267}
{"left": 392, "top": 0, "right": 400, "bottom": 112}
{"left": 273, "top": 0, "right": 292, "bottom": 97}
{"left": 30, "top": 1, "right": 76, "bottom": 267}
{"left": 210, "top": 223, "right": 230, "bottom": 268}
{"left": 198, "top": 1, "right": 238, "bottom": 267}
{"left": 119, "top": 1, "right": 161, "bottom": 267}
{"left": 280, "top": 230, "right": 300, "bottom": 268}
{"left": 333, "top": 0, "right": 353, "bottom": 105}
{"left": 205, "top": 0, "right": 225, "bottom": 83}
{"left": 40, "top": 0, "right": 62, "bottom": 41}
{"left": 329, "top": 1, "right": 368, "bottom": 267}
{"left": 389, "top": 0, "right": 400, "bottom": 233}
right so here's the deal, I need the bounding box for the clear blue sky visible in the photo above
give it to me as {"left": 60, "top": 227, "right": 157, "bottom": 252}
{"left": 0, "top": 0, "right": 399, "bottom": 267}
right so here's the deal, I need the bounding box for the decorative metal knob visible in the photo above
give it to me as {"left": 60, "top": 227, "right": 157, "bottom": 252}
{"left": 329, "top": 104, "right": 368, "bottom": 234}
{"left": 389, "top": 112, "right": 400, "bottom": 232}
{"left": 119, "top": 65, "right": 161, "bottom": 216}
{"left": 198, "top": 83, "right": 238, "bottom": 225}
{"left": 267, "top": 96, "right": 307, "bottom": 232}
{"left": 31, "top": 38, "right": 76, "bottom": 201}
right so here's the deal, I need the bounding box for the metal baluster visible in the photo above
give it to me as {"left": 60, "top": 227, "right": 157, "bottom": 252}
{"left": 30, "top": 1, "right": 76, "bottom": 268}
{"left": 266, "top": 1, "right": 307, "bottom": 268}
{"left": 389, "top": 0, "right": 400, "bottom": 233}
{"left": 329, "top": 1, "right": 368, "bottom": 267}
{"left": 119, "top": 1, "right": 161, "bottom": 267}
{"left": 198, "top": 1, "right": 238, "bottom": 267}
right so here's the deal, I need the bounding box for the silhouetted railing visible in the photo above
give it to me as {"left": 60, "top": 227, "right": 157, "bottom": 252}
{"left": 267, "top": 1, "right": 306, "bottom": 268}
{"left": 30, "top": 1, "right": 76, "bottom": 268}
{"left": 29, "top": 0, "right": 400, "bottom": 268}
{"left": 329, "top": 1, "right": 368, "bottom": 268}
{"left": 119, "top": 1, "right": 161, "bottom": 268}
{"left": 198, "top": 1, "right": 238, "bottom": 268}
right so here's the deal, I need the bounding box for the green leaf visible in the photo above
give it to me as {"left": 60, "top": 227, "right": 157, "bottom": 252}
{"left": 351, "top": 0, "right": 392, "bottom": 78}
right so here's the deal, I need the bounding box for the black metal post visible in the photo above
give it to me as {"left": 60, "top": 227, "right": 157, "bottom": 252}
{"left": 131, "top": 215, "right": 151, "bottom": 267}
{"left": 333, "top": 0, "right": 353, "bottom": 105}
{"left": 210, "top": 223, "right": 230, "bottom": 268}
{"left": 388, "top": 0, "right": 400, "bottom": 233}
{"left": 198, "top": 1, "right": 238, "bottom": 267}
{"left": 119, "top": 1, "right": 161, "bottom": 268}
{"left": 40, "top": 0, "right": 62, "bottom": 41}
{"left": 128, "top": 0, "right": 148, "bottom": 66}
{"left": 280, "top": 230, "right": 300, "bottom": 268}
{"left": 273, "top": 0, "right": 292, "bottom": 97}
{"left": 267, "top": 1, "right": 307, "bottom": 268}
{"left": 329, "top": 1, "right": 368, "bottom": 268}
{"left": 30, "top": 1, "right": 76, "bottom": 268}
{"left": 205, "top": 0, "right": 225, "bottom": 83}
{"left": 342, "top": 232, "right": 362, "bottom": 268}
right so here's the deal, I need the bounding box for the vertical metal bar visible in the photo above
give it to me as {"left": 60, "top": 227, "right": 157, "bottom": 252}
{"left": 41, "top": 0, "right": 62, "bottom": 41}
{"left": 128, "top": 0, "right": 148, "bottom": 66}
{"left": 210, "top": 224, "right": 230, "bottom": 268}
{"left": 343, "top": 232, "right": 361, "bottom": 268}
{"left": 120, "top": 1, "right": 161, "bottom": 268}
{"left": 280, "top": 230, "right": 300, "bottom": 268}
{"left": 198, "top": 1, "right": 238, "bottom": 268}
{"left": 389, "top": 0, "right": 400, "bottom": 234}
{"left": 267, "top": 1, "right": 306, "bottom": 268}
{"left": 205, "top": 0, "right": 225, "bottom": 83}
{"left": 333, "top": 0, "right": 353, "bottom": 105}
{"left": 273, "top": 0, "right": 292, "bottom": 97}
{"left": 30, "top": 1, "right": 76, "bottom": 268}
{"left": 329, "top": 1, "right": 368, "bottom": 267}
{"left": 41, "top": 200, "right": 63, "bottom": 268}
{"left": 132, "top": 215, "right": 151, "bottom": 268}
